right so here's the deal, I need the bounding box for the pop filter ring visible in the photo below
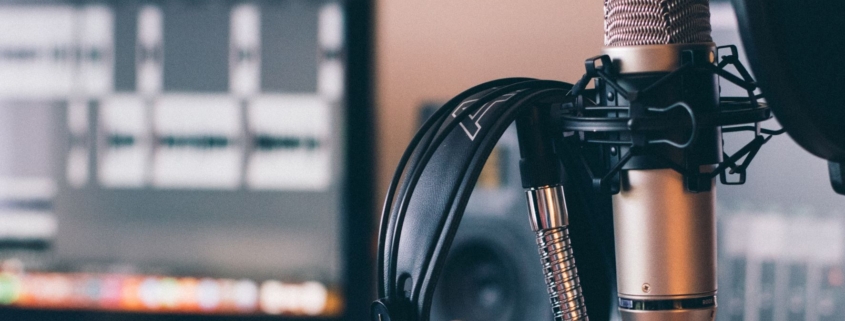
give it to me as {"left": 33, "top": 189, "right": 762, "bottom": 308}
{"left": 732, "top": 0, "right": 845, "bottom": 161}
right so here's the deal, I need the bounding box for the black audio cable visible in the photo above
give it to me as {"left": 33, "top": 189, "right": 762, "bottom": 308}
{"left": 377, "top": 77, "right": 534, "bottom": 296}
{"left": 383, "top": 79, "right": 572, "bottom": 293}
{"left": 375, "top": 78, "right": 601, "bottom": 321}
{"left": 516, "top": 99, "right": 589, "bottom": 321}
{"left": 384, "top": 80, "right": 569, "bottom": 290}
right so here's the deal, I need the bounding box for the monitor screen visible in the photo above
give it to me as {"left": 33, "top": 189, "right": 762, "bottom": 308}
{"left": 0, "top": 0, "right": 369, "bottom": 318}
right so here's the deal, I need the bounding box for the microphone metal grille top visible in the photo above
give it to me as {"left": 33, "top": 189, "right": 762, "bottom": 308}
{"left": 604, "top": 0, "right": 712, "bottom": 46}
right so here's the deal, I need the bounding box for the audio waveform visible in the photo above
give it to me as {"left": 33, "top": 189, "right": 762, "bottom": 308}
{"left": 136, "top": 46, "right": 162, "bottom": 63}
{"left": 0, "top": 47, "right": 106, "bottom": 62}
{"left": 106, "top": 135, "right": 325, "bottom": 151}
{"left": 254, "top": 135, "right": 320, "bottom": 151}
{"left": 233, "top": 48, "right": 257, "bottom": 63}
{"left": 158, "top": 136, "right": 230, "bottom": 149}
{"left": 0, "top": 48, "right": 38, "bottom": 60}
{"left": 106, "top": 134, "right": 135, "bottom": 148}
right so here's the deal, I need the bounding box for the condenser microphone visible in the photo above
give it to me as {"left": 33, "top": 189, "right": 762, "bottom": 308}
{"left": 604, "top": 0, "right": 718, "bottom": 320}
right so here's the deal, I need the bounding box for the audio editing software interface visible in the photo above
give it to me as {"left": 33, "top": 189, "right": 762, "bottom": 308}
{"left": 0, "top": 0, "right": 347, "bottom": 316}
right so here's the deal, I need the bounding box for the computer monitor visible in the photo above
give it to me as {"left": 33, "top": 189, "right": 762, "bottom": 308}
{"left": 0, "top": 0, "right": 373, "bottom": 319}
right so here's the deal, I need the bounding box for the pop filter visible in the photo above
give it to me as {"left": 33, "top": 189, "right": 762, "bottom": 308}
{"left": 732, "top": 0, "right": 845, "bottom": 161}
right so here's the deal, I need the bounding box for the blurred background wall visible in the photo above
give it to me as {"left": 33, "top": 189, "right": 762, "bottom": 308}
{"left": 374, "top": 0, "right": 604, "bottom": 198}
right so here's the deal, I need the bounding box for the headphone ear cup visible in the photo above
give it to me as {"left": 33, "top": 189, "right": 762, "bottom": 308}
{"left": 431, "top": 216, "right": 552, "bottom": 321}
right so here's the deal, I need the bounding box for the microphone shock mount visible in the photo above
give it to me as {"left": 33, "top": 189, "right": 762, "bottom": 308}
{"left": 559, "top": 43, "right": 781, "bottom": 320}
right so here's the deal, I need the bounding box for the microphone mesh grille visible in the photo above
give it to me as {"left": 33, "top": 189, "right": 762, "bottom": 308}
{"left": 604, "top": 0, "right": 712, "bottom": 46}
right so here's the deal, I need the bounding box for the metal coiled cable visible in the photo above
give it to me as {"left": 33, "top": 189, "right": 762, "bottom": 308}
{"left": 536, "top": 226, "right": 588, "bottom": 321}
{"left": 604, "top": 0, "right": 712, "bottom": 46}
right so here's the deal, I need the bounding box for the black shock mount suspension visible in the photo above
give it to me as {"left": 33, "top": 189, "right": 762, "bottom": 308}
{"left": 557, "top": 44, "right": 783, "bottom": 194}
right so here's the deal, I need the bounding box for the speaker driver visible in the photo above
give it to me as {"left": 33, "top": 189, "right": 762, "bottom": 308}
{"left": 432, "top": 217, "right": 551, "bottom": 321}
